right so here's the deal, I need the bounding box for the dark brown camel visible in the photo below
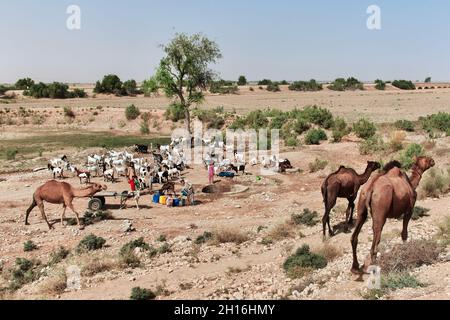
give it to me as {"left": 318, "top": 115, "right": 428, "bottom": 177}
{"left": 25, "top": 181, "right": 107, "bottom": 230}
{"left": 351, "top": 156, "right": 435, "bottom": 274}
{"left": 321, "top": 161, "right": 381, "bottom": 237}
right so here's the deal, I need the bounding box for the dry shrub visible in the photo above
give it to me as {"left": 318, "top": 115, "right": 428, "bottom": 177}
{"left": 213, "top": 228, "right": 249, "bottom": 245}
{"left": 379, "top": 240, "right": 442, "bottom": 273}
{"left": 389, "top": 130, "right": 406, "bottom": 151}
{"left": 81, "top": 256, "right": 117, "bottom": 277}
{"left": 422, "top": 139, "right": 437, "bottom": 151}
{"left": 39, "top": 270, "right": 67, "bottom": 295}
{"left": 315, "top": 244, "right": 343, "bottom": 262}
{"left": 265, "top": 222, "right": 296, "bottom": 242}
{"left": 421, "top": 168, "right": 450, "bottom": 198}
{"left": 437, "top": 217, "right": 450, "bottom": 246}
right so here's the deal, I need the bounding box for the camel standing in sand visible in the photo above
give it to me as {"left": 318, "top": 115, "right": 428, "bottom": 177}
{"left": 25, "top": 181, "right": 107, "bottom": 230}
{"left": 351, "top": 156, "right": 435, "bottom": 274}
{"left": 321, "top": 161, "right": 381, "bottom": 237}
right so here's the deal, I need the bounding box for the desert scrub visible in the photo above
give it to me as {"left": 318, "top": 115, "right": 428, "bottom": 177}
{"left": 195, "top": 231, "right": 214, "bottom": 245}
{"left": 157, "top": 243, "right": 172, "bottom": 254}
{"left": 291, "top": 209, "right": 320, "bottom": 227}
{"left": 23, "top": 240, "right": 38, "bottom": 252}
{"left": 119, "top": 238, "right": 151, "bottom": 268}
{"left": 130, "top": 287, "right": 156, "bottom": 300}
{"left": 80, "top": 210, "right": 113, "bottom": 226}
{"left": 353, "top": 118, "right": 376, "bottom": 140}
{"left": 308, "top": 158, "right": 328, "bottom": 173}
{"left": 48, "top": 246, "right": 70, "bottom": 265}
{"left": 389, "top": 131, "right": 406, "bottom": 152}
{"left": 332, "top": 117, "right": 351, "bottom": 142}
{"left": 359, "top": 135, "right": 387, "bottom": 155}
{"left": 8, "top": 258, "right": 42, "bottom": 291}
{"left": 157, "top": 234, "right": 167, "bottom": 242}
{"left": 362, "top": 272, "right": 425, "bottom": 300}
{"left": 397, "top": 206, "right": 430, "bottom": 221}
{"left": 437, "top": 217, "right": 450, "bottom": 246}
{"left": 394, "top": 120, "right": 415, "bottom": 132}
{"left": 212, "top": 229, "right": 249, "bottom": 245}
{"left": 399, "top": 143, "right": 425, "bottom": 169}
{"left": 283, "top": 245, "right": 327, "bottom": 279}
{"left": 76, "top": 234, "right": 106, "bottom": 253}
{"left": 63, "top": 106, "right": 75, "bottom": 118}
{"left": 421, "top": 168, "right": 450, "bottom": 198}
{"left": 378, "top": 240, "right": 442, "bottom": 273}
{"left": 125, "top": 104, "right": 140, "bottom": 120}
{"left": 305, "top": 129, "right": 327, "bottom": 145}
{"left": 264, "top": 222, "right": 296, "bottom": 242}
{"left": 5, "top": 148, "right": 18, "bottom": 160}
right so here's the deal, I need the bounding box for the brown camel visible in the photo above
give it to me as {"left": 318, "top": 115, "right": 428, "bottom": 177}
{"left": 321, "top": 161, "right": 381, "bottom": 237}
{"left": 351, "top": 156, "right": 435, "bottom": 274}
{"left": 25, "top": 180, "right": 107, "bottom": 230}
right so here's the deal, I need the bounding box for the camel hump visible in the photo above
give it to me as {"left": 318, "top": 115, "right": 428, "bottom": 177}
{"left": 383, "top": 160, "right": 402, "bottom": 173}
{"left": 386, "top": 167, "right": 402, "bottom": 177}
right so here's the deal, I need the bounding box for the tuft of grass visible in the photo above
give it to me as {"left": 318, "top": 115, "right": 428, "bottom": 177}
{"left": 81, "top": 257, "right": 116, "bottom": 276}
{"left": 7, "top": 258, "right": 42, "bottom": 291}
{"left": 157, "top": 234, "right": 167, "bottom": 242}
{"left": 5, "top": 148, "right": 18, "bottom": 160}
{"left": 283, "top": 245, "right": 327, "bottom": 279}
{"left": 194, "top": 231, "right": 214, "bottom": 245}
{"left": 39, "top": 270, "right": 67, "bottom": 295}
{"left": 130, "top": 287, "right": 156, "bottom": 300}
{"left": 212, "top": 229, "right": 249, "bottom": 245}
{"left": 157, "top": 243, "right": 172, "bottom": 254}
{"left": 265, "top": 222, "right": 296, "bottom": 242}
{"left": 63, "top": 106, "right": 75, "bottom": 118}
{"left": 23, "top": 240, "right": 38, "bottom": 252}
{"left": 76, "top": 234, "right": 106, "bottom": 253}
{"left": 315, "top": 244, "right": 342, "bottom": 262}
{"left": 381, "top": 272, "right": 425, "bottom": 291}
{"left": 421, "top": 168, "right": 450, "bottom": 198}
{"left": 291, "top": 209, "right": 320, "bottom": 227}
{"left": 82, "top": 210, "right": 114, "bottom": 226}
{"left": 119, "top": 238, "right": 150, "bottom": 268}
{"left": 437, "top": 217, "right": 450, "bottom": 246}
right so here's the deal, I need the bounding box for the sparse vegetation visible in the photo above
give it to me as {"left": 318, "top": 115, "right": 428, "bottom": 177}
{"left": 305, "top": 129, "right": 327, "bottom": 145}
{"left": 288, "top": 80, "right": 322, "bottom": 92}
{"left": 23, "top": 240, "right": 38, "bottom": 252}
{"left": 48, "top": 246, "right": 70, "bottom": 265}
{"left": 291, "top": 209, "right": 320, "bottom": 226}
{"left": 130, "top": 287, "right": 156, "bottom": 300}
{"left": 213, "top": 229, "right": 249, "bottom": 245}
{"left": 283, "top": 245, "right": 327, "bottom": 279}
{"left": 328, "top": 77, "right": 364, "bottom": 91}
{"left": 399, "top": 143, "right": 425, "bottom": 169}
{"left": 76, "top": 234, "right": 106, "bottom": 253}
{"left": 125, "top": 104, "right": 141, "bottom": 121}
{"left": 308, "top": 159, "right": 328, "bottom": 173}
{"left": 353, "top": 118, "right": 377, "bottom": 140}
{"left": 395, "top": 120, "right": 415, "bottom": 132}
{"left": 374, "top": 79, "right": 386, "bottom": 90}
{"left": 392, "top": 80, "right": 416, "bottom": 90}
{"left": 421, "top": 168, "right": 450, "bottom": 198}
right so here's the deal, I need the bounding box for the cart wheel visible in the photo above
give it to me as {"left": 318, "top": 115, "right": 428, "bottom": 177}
{"left": 98, "top": 196, "right": 106, "bottom": 206}
{"left": 88, "top": 198, "right": 103, "bottom": 211}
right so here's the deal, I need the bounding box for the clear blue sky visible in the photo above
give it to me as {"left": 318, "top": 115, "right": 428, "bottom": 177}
{"left": 1, "top": 0, "right": 449, "bottom": 83}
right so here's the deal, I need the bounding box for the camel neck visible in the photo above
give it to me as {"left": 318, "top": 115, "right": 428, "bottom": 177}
{"left": 358, "top": 166, "right": 374, "bottom": 184}
{"left": 409, "top": 165, "right": 424, "bottom": 190}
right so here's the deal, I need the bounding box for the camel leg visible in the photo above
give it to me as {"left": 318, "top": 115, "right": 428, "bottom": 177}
{"left": 351, "top": 205, "right": 368, "bottom": 273}
{"left": 346, "top": 195, "right": 357, "bottom": 226}
{"left": 68, "top": 203, "right": 84, "bottom": 230}
{"left": 37, "top": 202, "right": 53, "bottom": 230}
{"left": 61, "top": 205, "right": 67, "bottom": 226}
{"left": 402, "top": 209, "right": 413, "bottom": 242}
{"left": 322, "top": 191, "right": 337, "bottom": 237}
{"left": 25, "top": 197, "right": 37, "bottom": 226}
{"left": 366, "top": 218, "right": 386, "bottom": 271}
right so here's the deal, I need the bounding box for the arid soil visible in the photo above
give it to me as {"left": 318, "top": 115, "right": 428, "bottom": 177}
{"left": 0, "top": 88, "right": 449, "bottom": 300}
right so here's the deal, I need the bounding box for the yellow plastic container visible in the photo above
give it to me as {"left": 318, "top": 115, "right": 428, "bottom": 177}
{"left": 159, "top": 196, "right": 167, "bottom": 205}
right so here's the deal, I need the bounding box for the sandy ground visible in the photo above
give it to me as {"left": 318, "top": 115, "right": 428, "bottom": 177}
{"left": 0, "top": 89, "right": 449, "bottom": 300}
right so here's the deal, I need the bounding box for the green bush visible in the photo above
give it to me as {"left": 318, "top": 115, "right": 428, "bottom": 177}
{"left": 27, "top": 82, "right": 50, "bottom": 98}
{"left": 77, "top": 234, "right": 106, "bottom": 252}
{"left": 332, "top": 117, "right": 350, "bottom": 142}
{"left": 49, "top": 246, "right": 70, "bottom": 265}
{"left": 237, "top": 76, "right": 247, "bottom": 86}
{"left": 192, "top": 108, "right": 225, "bottom": 129}
{"left": 119, "top": 238, "right": 150, "bottom": 268}
{"left": 288, "top": 80, "right": 323, "bottom": 92}
{"left": 165, "top": 103, "right": 186, "bottom": 122}
{"left": 291, "top": 209, "right": 320, "bottom": 226}
{"left": 266, "top": 83, "right": 281, "bottom": 92}
{"left": 328, "top": 77, "right": 363, "bottom": 91}
{"left": 283, "top": 245, "right": 327, "bottom": 278}
{"left": 123, "top": 79, "right": 138, "bottom": 96}
{"left": 353, "top": 118, "right": 377, "bottom": 140}
{"left": 420, "top": 112, "right": 450, "bottom": 133}
{"left": 125, "top": 104, "right": 141, "bottom": 121}
{"left": 8, "top": 258, "right": 42, "bottom": 291}
{"left": 142, "top": 77, "right": 159, "bottom": 97}
{"left": 72, "top": 88, "right": 87, "bottom": 98}
{"left": 210, "top": 81, "right": 239, "bottom": 94}
{"left": 140, "top": 120, "right": 150, "bottom": 135}
{"left": 285, "top": 137, "right": 299, "bottom": 147}
{"left": 23, "top": 240, "right": 38, "bottom": 252}
{"left": 6, "top": 148, "right": 18, "bottom": 160}
{"left": 395, "top": 120, "right": 415, "bottom": 132}
{"left": 15, "top": 78, "right": 35, "bottom": 90}
{"left": 375, "top": 79, "right": 386, "bottom": 90}
{"left": 305, "top": 129, "right": 327, "bottom": 145}
{"left": 130, "top": 287, "right": 156, "bottom": 300}
{"left": 392, "top": 80, "right": 415, "bottom": 90}
{"left": 399, "top": 143, "right": 425, "bottom": 169}
{"left": 48, "top": 82, "right": 69, "bottom": 99}
{"left": 300, "top": 106, "right": 334, "bottom": 129}
{"left": 94, "top": 74, "right": 123, "bottom": 95}
{"left": 359, "top": 135, "right": 387, "bottom": 155}
{"left": 421, "top": 168, "right": 450, "bottom": 198}
{"left": 258, "top": 79, "right": 272, "bottom": 85}
{"left": 382, "top": 272, "right": 425, "bottom": 291}
{"left": 245, "top": 110, "right": 269, "bottom": 129}
{"left": 195, "top": 232, "right": 214, "bottom": 245}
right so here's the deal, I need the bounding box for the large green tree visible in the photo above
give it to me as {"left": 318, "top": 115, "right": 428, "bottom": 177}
{"left": 156, "top": 33, "right": 222, "bottom": 133}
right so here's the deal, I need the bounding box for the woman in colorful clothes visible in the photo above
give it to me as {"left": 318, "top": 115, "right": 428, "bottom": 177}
{"left": 126, "top": 162, "right": 137, "bottom": 192}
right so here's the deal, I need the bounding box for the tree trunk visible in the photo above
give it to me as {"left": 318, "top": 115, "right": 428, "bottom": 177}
{"left": 185, "top": 107, "right": 191, "bottom": 135}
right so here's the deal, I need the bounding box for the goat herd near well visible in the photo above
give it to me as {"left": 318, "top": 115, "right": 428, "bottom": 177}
{"left": 27, "top": 136, "right": 437, "bottom": 275}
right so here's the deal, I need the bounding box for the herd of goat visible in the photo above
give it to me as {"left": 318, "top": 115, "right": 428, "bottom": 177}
{"left": 46, "top": 138, "right": 294, "bottom": 187}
